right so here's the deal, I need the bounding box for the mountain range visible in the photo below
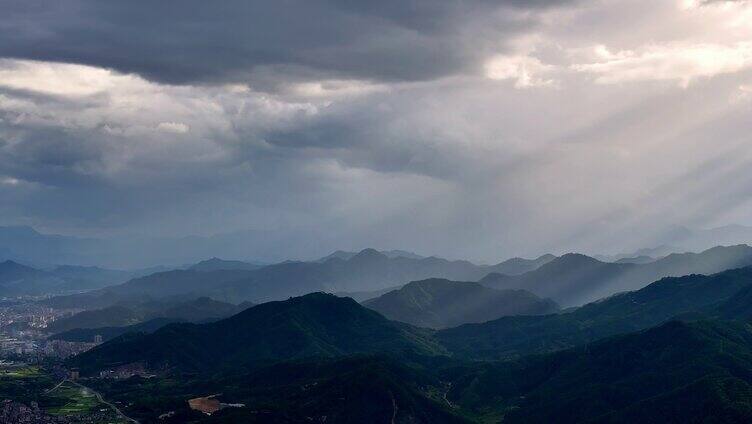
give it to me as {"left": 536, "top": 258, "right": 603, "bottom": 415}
{"left": 65, "top": 270, "right": 752, "bottom": 423}
{"left": 363, "top": 278, "right": 558, "bottom": 329}
{"left": 46, "top": 249, "right": 557, "bottom": 307}
{"left": 438, "top": 266, "right": 752, "bottom": 360}
{"left": 481, "top": 244, "right": 752, "bottom": 306}
{"left": 75, "top": 261, "right": 752, "bottom": 373}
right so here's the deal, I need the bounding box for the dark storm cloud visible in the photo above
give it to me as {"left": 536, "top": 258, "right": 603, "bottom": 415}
{"left": 0, "top": 0, "right": 573, "bottom": 87}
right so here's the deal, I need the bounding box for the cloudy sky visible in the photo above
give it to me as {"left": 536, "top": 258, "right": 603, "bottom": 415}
{"left": 1, "top": 0, "right": 752, "bottom": 262}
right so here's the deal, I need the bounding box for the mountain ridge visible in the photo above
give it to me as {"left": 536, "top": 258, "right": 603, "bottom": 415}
{"left": 364, "top": 278, "right": 558, "bottom": 328}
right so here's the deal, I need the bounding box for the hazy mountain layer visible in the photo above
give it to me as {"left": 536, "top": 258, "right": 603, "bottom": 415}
{"left": 0, "top": 260, "right": 135, "bottom": 297}
{"left": 364, "top": 278, "right": 558, "bottom": 329}
{"left": 482, "top": 244, "right": 752, "bottom": 306}
{"left": 48, "top": 249, "right": 556, "bottom": 306}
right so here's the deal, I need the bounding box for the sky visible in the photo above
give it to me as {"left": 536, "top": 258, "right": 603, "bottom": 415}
{"left": 1, "top": 0, "right": 752, "bottom": 262}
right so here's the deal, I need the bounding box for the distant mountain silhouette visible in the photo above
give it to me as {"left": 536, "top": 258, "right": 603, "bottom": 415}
{"left": 492, "top": 254, "right": 556, "bottom": 275}
{"left": 188, "top": 257, "right": 263, "bottom": 272}
{"left": 364, "top": 278, "right": 558, "bottom": 328}
{"left": 50, "top": 249, "right": 556, "bottom": 306}
{"left": 449, "top": 320, "right": 752, "bottom": 423}
{"left": 614, "top": 255, "right": 655, "bottom": 264}
{"left": 0, "top": 260, "right": 44, "bottom": 284}
{"left": 440, "top": 266, "right": 752, "bottom": 360}
{"left": 69, "top": 293, "right": 444, "bottom": 374}
{"left": 0, "top": 260, "right": 133, "bottom": 296}
{"left": 595, "top": 245, "right": 685, "bottom": 262}
{"left": 318, "top": 249, "right": 425, "bottom": 262}
{"left": 0, "top": 225, "right": 272, "bottom": 269}
{"left": 481, "top": 245, "right": 752, "bottom": 306}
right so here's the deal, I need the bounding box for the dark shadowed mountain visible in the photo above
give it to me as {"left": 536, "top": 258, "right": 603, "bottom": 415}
{"left": 49, "top": 317, "right": 181, "bottom": 343}
{"left": 439, "top": 266, "right": 752, "bottom": 360}
{"left": 363, "top": 278, "right": 558, "bottom": 329}
{"left": 96, "top": 356, "right": 469, "bottom": 424}
{"left": 46, "top": 305, "right": 140, "bottom": 333}
{"left": 46, "top": 297, "right": 248, "bottom": 333}
{"left": 447, "top": 320, "right": 752, "bottom": 424}
{"left": 188, "top": 257, "right": 263, "bottom": 272}
{"left": 159, "top": 296, "right": 251, "bottom": 321}
{"left": 48, "top": 249, "right": 556, "bottom": 307}
{"left": 481, "top": 244, "right": 752, "bottom": 306}
{"left": 68, "top": 293, "right": 444, "bottom": 374}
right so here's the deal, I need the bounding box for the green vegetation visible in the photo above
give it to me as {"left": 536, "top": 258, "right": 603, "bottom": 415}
{"left": 0, "top": 365, "right": 55, "bottom": 404}
{"left": 438, "top": 267, "right": 752, "bottom": 359}
{"left": 0, "top": 364, "right": 130, "bottom": 423}
{"left": 446, "top": 320, "right": 752, "bottom": 423}
{"left": 87, "top": 356, "right": 469, "bottom": 424}
{"left": 69, "top": 293, "right": 446, "bottom": 374}
{"left": 83, "top": 319, "right": 752, "bottom": 423}
{"left": 58, "top": 265, "right": 752, "bottom": 422}
{"left": 45, "top": 381, "right": 101, "bottom": 415}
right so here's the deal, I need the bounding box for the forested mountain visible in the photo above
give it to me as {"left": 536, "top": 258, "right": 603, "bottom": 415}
{"left": 364, "top": 278, "right": 558, "bottom": 328}
{"left": 69, "top": 293, "right": 444, "bottom": 374}
{"left": 447, "top": 320, "right": 752, "bottom": 423}
{"left": 439, "top": 266, "right": 752, "bottom": 360}
{"left": 59, "top": 266, "right": 752, "bottom": 423}
{"left": 91, "top": 356, "right": 469, "bottom": 424}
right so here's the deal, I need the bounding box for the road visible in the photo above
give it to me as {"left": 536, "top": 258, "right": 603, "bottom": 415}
{"left": 44, "top": 378, "right": 67, "bottom": 394}
{"left": 58, "top": 379, "right": 140, "bottom": 424}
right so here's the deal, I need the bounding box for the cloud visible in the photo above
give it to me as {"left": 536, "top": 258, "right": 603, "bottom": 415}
{"left": 572, "top": 43, "right": 752, "bottom": 86}
{"left": 4, "top": 0, "right": 752, "bottom": 264}
{"left": 485, "top": 54, "right": 557, "bottom": 88}
{"left": 0, "top": 0, "right": 576, "bottom": 89}
{"left": 156, "top": 122, "right": 189, "bottom": 134}
{"left": 0, "top": 59, "right": 125, "bottom": 97}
